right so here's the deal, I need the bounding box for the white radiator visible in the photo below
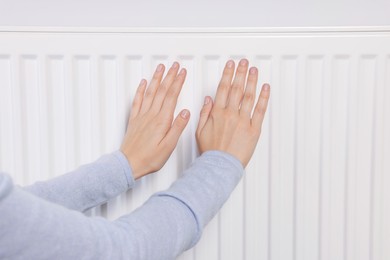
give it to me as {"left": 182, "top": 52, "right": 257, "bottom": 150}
{"left": 0, "top": 27, "right": 389, "bottom": 260}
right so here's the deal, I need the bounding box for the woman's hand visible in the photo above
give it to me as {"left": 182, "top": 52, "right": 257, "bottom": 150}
{"left": 196, "top": 59, "right": 270, "bottom": 167}
{"left": 121, "top": 62, "right": 190, "bottom": 180}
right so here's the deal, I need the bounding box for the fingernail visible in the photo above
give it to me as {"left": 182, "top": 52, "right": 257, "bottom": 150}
{"left": 263, "top": 84, "right": 270, "bottom": 91}
{"left": 180, "top": 109, "right": 189, "bottom": 119}
{"left": 249, "top": 67, "right": 257, "bottom": 74}
{"left": 172, "top": 62, "right": 179, "bottom": 69}
{"left": 156, "top": 64, "right": 163, "bottom": 72}
{"left": 179, "top": 68, "right": 186, "bottom": 75}
{"left": 204, "top": 96, "right": 210, "bottom": 105}
{"left": 140, "top": 79, "right": 146, "bottom": 85}
{"left": 240, "top": 59, "right": 248, "bottom": 66}
{"left": 226, "top": 60, "right": 234, "bottom": 68}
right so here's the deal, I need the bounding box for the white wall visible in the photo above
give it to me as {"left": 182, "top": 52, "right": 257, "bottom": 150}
{"left": 0, "top": 0, "right": 389, "bottom": 27}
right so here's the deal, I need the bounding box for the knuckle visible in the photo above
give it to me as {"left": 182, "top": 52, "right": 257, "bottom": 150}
{"left": 200, "top": 107, "right": 209, "bottom": 116}
{"left": 260, "top": 90, "right": 270, "bottom": 98}
{"left": 231, "top": 85, "right": 243, "bottom": 96}
{"left": 154, "top": 90, "right": 165, "bottom": 100}
{"left": 144, "top": 89, "right": 154, "bottom": 98}
{"left": 159, "top": 82, "right": 169, "bottom": 92}
{"left": 217, "top": 82, "right": 230, "bottom": 93}
{"left": 223, "top": 67, "right": 232, "bottom": 74}
{"left": 255, "top": 104, "right": 265, "bottom": 114}
{"left": 136, "top": 88, "right": 143, "bottom": 95}
{"left": 166, "top": 87, "right": 176, "bottom": 98}
{"left": 152, "top": 69, "right": 164, "bottom": 80}
{"left": 167, "top": 90, "right": 175, "bottom": 99}
{"left": 225, "top": 107, "right": 237, "bottom": 116}
{"left": 175, "top": 118, "right": 186, "bottom": 129}
{"left": 243, "top": 93, "right": 254, "bottom": 102}
{"left": 223, "top": 68, "right": 233, "bottom": 77}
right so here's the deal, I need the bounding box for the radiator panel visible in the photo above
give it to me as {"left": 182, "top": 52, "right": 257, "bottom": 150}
{"left": 0, "top": 30, "right": 389, "bottom": 260}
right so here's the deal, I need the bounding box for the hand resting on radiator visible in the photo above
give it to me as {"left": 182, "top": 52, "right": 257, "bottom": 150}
{"left": 120, "top": 62, "right": 190, "bottom": 180}
{"left": 196, "top": 59, "right": 270, "bottom": 167}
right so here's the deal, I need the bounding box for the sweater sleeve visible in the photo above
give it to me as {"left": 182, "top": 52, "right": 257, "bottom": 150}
{"left": 23, "top": 150, "right": 135, "bottom": 212}
{"left": 0, "top": 150, "right": 244, "bottom": 260}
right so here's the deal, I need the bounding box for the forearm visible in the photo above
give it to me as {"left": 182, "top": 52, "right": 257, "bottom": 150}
{"left": 0, "top": 151, "right": 243, "bottom": 260}
{"left": 1, "top": 177, "right": 197, "bottom": 260}
{"left": 152, "top": 150, "right": 244, "bottom": 246}
{"left": 1, "top": 173, "right": 119, "bottom": 259}
{"left": 113, "top": 150, "right": 245, "bottom": 258}
{"left": 23, "top": 150, "right": 134, "bottom": 212}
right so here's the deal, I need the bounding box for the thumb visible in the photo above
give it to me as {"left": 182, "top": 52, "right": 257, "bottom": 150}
{"left": 162, "top": 109, "right": 191, "bottom": 149}
{"left": 196, "top": 96, "right": 213, "bottom": 135}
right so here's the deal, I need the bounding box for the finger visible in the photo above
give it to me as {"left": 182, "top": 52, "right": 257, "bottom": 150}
{"left": 130, "top": 79, "right": 147, "bottom": 120}
{"left": 196, "top": 96, "right": 213, "bottom": 136}
{"left": 161, "top": 109, "right": 190, "bottom": 150}
{"left": 214, "top": 60, "right": 235, "bottom": 108}
{"left": 160, "top": 68, "right": 187, "bottom": 117}
{"left": 151, "top": 62, "right": 180, "bottom": 112}
{"left": 227, "top": 58, "right": 249, "bottom": 110}
{"left": 252, "top": 83, "right": 271, "bottom": 129}
{"left": 240, "top": 67, "right": 258, "bottom": 117}
{"left": 140, "top": 63, "right": 165, "bottom": 114}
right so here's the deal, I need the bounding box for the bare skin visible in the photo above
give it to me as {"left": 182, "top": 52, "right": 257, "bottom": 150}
{"left": 121, "top": 59, "right": 270, "bottom": 179}
{"left": 196, "top": 59, "right": 270, "bottom": 167}
{"left": 120, "top": 62, "right": 190, "bottom": 180}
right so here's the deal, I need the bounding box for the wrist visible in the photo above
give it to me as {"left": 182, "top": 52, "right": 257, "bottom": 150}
{"left": 127, "top": 159, "right": 147, "bottom": 180}
{"left": 119, "top": 149, "right": 148, "bottom": 180}
{"left": 199, "top": 150, "right": 245, "bottom": 171}
{"left": 112, "top": 150, "right": 135, "bottom": 188}
{"left": 199, "top": 149, "right": 246, "bottom": 169}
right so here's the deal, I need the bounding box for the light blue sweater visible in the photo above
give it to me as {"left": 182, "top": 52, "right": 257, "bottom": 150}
{"left": 0, "top": 150, "right": 244, "bottom": 259}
